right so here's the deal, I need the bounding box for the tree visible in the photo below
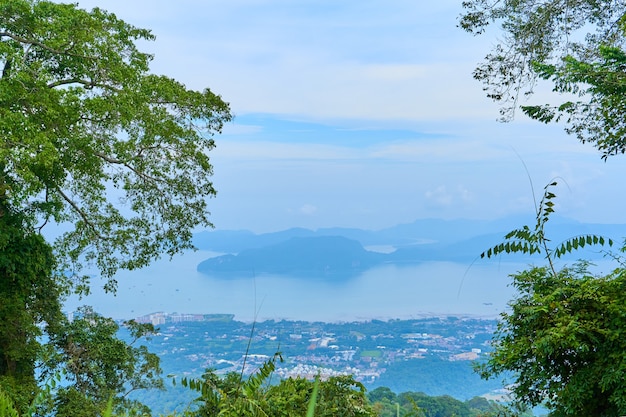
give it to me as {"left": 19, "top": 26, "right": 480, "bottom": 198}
{"left": 478, "top": 183, "right": 624, "bottom": 415}
{"left": 47, "top": 307, "right": 163, "bottom": 417}
{"left": 0, "top": 0, "right": 232, "bottom": 288}
{"left": 459, "top": 0, "right": 626, "bottom": 158}
{"left": 477, "top": 264, "right": 626, "bottom": 416}
{"left": 0, "top": 0, "right": 230, "bottom": 412}
{"left": 0, "top": 200, "right": 63, "bottom": 413}
{"left": 367, "top": 386, "right": 397, "bottom": 404}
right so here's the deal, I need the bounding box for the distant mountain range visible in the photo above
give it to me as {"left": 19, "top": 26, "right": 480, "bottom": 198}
{"left": 194, "top": 216, "right": 626, "bottom": 277}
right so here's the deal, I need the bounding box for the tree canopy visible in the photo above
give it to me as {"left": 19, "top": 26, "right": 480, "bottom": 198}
{"left": 0, "top": 0, "right": 231, "bottom": 288}
{"left": 49, "top": 308, "right": 163, "bottom": 417}
{"left": 478, "top": 264, "right": 626, "bottom": 416}
{"left": 0, "top": 1, "right": 230, "bottom": 413}
{"left": 459, "top": 0, "right": 626, "bottom": 158}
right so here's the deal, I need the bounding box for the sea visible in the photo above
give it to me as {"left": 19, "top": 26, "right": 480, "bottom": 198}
{"left": 62, "top": 249, "right": 561, "bottom": 322}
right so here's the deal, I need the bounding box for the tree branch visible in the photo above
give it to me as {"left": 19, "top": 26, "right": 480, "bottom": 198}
{"left": 47, "top": 78, "right": 96, "bottom": 89}
{"left": 55, "top": 186, "right": 103, "bottom": 239}
{"left": 94, "top": 151, "right": 165, "bottom": 184}
{"left": 0, "top": 31, "right": 94, "bottom": 60}
{"left": 2, "top": 58, "right": 11, "bottom": 79}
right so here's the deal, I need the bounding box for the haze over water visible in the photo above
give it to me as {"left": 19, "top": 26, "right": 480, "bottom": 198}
{"left": 65, "top": 249, "right": 529, "bottom": 322}
{"left": 54, "top": 2, "right": 626, "bottom": 326}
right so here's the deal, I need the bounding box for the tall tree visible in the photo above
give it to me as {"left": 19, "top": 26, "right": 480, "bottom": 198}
{"left": 0, "top": 0, "right": 230, "bottom": 412}
{"left": 459, "top": 0, "right": 626, "bottom": 158}
{"left": 0, "top": 0, "right": 231, "bottom": 289}
{"left": 0, "top": 201, "right": 63, "bottom": 413}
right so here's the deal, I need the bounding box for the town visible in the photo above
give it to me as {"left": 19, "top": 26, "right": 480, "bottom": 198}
{"left": 127, "top": 312, "right": 504, "bottom": 410}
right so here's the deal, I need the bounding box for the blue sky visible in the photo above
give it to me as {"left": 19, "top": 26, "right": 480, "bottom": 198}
{"left": 76, "top": 0, "right": 626, "bottom": 233}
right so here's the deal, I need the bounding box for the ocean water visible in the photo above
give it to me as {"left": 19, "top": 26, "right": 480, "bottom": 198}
{"left": 65, "top": 250, "right": 536, "bottom": 322}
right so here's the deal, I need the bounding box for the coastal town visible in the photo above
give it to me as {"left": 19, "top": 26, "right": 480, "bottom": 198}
{"left": 128, "top": 312, "right": 502, "bottom": 400}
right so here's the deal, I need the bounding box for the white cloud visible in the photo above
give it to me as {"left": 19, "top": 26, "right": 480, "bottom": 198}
{"left": 68, "top": 0, "right": 626, "bottom": 232}
{"left": 75, "top": 0, "right": 498, "bottom": 123}
{"left": 425, "top": 186, "right": 454, "bottom": 207}
{"left": 424, "top": 185, "right": 473, "bottom": 209}
{"left": 299, "top": 204, "right": 318, "bottom": 215}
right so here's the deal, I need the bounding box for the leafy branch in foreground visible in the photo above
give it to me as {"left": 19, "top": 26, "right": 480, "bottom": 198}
{"left": 478, "top": 265, "right": 626, "bottom": 416}
{"left": 521, "top": 44, "right": 626, "bottom": 159}
{"left": 480, "top": 181, "right": 612, "bottom": 276}
{"left": 0, "top": 389, "right": 18, "bottom": 417}
{"left": 174, "top": 352, "right": 283, "bottom": 416}
{"left": 477, "top": 180, "right": 626, "bottom": 415}
{"left": 459, "top": 0, "right": 626, "bottom": 159}
{"left": 171, "top": 352, "right": 375, "bottom": 417}
{"left": 0, "top": 0, "right": 232, "bottom": 289}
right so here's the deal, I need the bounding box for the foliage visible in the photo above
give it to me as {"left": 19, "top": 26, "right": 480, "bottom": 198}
{"left": 522, "top": 43, "right": 626, "bottom": 159}
{"left": 0, "top": 0, "right": 231, "bottom": 288}
{"left": 477, "top": 264, "right": 626, "bottom": 416}
{"left": 0, "top": 389, "right": 19, "bottom": 417}
{"left": 367, "top": 388, "right": 526, "bottom": 417}
{"left": 459, "top": 0, "right": 626, "bottom": 158}
{"left": 480, "top": 181, "right": 612, "bottom": 276}
{"left": 46, "top": 307, "right": 163, "bottom": 416}
{"left": 1, "top": 1, "right": 228, "bottom": 414}
{"left": 266, "top": 375, "right": 374, "bottom": 417}
{"left": 0, "top": 201, "right": 63, "bottom": 413}
{"left": 478, "top": 181, "right": 626, "bottom": 415}
{"left": 177, "top": 352, "right": 282, "bottom": 417}
{"left": 305, "top": 377, "right": 319, "bottom": 417}
{"left": 175, "top": 354, "right": 376, "bottom": 417}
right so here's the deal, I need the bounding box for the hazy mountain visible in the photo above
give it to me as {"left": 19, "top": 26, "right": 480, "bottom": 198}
{"left": 192, "top": 215, "right": 544, "bottom": 253}
{"left": 197, "top": 235, "right": 386, "bottom": 278}
{"left": 195, "top": 216, "right": 626, "bottom": 278}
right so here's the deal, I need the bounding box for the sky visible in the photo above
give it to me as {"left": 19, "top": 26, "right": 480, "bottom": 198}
{"left": 74, "top": 0, "right": 626, "bottom": 233}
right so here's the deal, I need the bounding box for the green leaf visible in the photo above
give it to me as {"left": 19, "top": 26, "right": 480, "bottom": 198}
{"left": 306, "top": 377, "right": 320, "bottom": 417}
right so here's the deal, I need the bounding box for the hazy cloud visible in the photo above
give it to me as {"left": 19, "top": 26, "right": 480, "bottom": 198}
{"left": 71, "top": 0, "right": 626, "bottom": 232}
{"left": 299, "top": 204, "right": 318, "bottom": 215}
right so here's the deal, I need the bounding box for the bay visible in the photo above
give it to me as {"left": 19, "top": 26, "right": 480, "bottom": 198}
{"left": 65, "top": 250, "right": 532, "bottom": 322}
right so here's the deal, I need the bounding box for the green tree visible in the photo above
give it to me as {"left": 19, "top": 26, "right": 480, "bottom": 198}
{"left": 1, "top": 1, "right": 229, "bottom": 413}
{"left": 477, "top": 264, "right": 626, "bottom": 416}
{"left": 397, "top": 391, "right": 474, "bottom": 417}
{"left": 0, "top": 201, "right": 63, "bottom": 413}
{"left": 0, "top": 0, "right": 231, "bottom": 288}
{"left": 478, "top": 183, "right": 624, "bottom": 415}
{"left": 459, "top": 0, "right": 626, "bottom": 159}
{"left": 264, "top": 374, "right": 375, "bottom": 417}
{"left": 296, "top": 375, "right": 374, "bottom": 417}
{"left": 368, "top": 386, "right": 397, "bottom": 404}
{"left": 47, "top": 307, "right": 163, "bottom": 417}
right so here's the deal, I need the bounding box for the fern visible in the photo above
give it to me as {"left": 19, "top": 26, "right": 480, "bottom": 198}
{"left": 242, "top": 352, "right": 283, "bottom": 399}
{"left": 175, "top": 351, "right": 283, "bottom": 417}
{"left": 481, "top": 181, "right": 612, "bottom": 277}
